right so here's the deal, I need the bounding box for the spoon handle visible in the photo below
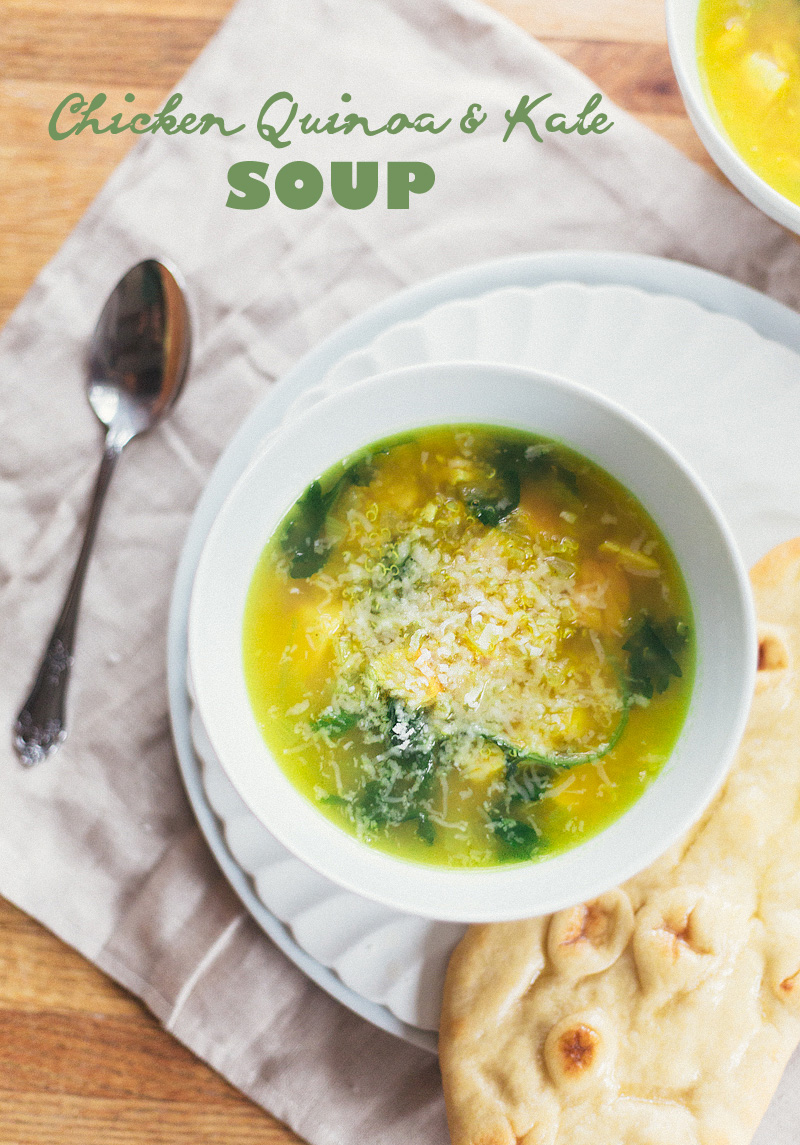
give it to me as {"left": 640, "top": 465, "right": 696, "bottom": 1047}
{"left": 13, "top": 439, "right": 122, "bottom": 766}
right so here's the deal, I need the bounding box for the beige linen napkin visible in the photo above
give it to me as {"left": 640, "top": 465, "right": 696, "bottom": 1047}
{"left": 3, "top": 0, "right": 800, "bottom": 1141}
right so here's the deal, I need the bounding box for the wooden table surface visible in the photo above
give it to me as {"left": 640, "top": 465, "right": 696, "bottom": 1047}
{"left": 0, "top": 2, "right": 714, "bottom": 1141}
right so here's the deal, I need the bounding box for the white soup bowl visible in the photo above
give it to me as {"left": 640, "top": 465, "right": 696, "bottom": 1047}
{"left": 188, "top": 361, "right": 756, "bottom": 922}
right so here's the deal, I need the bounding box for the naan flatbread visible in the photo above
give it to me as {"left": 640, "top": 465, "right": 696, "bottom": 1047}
{"left": 440, "top": 538, "right": 800, "bottom": 1145}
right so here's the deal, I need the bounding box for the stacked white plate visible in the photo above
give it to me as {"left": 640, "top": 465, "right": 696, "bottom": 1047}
{"left": 168, "top": 251, "right": 800, "bottom": 1052}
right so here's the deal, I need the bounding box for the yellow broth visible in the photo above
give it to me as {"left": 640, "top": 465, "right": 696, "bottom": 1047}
{"left": 698, "top": 0, "right": 800, "bottom": 204}
{"left": 243, "top": 426, "right": 694, "bottom": 868}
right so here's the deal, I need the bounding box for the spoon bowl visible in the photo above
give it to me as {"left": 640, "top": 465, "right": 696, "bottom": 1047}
{"left": 88, "top": 259, "right": 190, "bottom": 442}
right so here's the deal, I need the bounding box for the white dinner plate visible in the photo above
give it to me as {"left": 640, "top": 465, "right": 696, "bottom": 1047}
{"left": 168, "top": 251, "right": 800, "bottom": 1052}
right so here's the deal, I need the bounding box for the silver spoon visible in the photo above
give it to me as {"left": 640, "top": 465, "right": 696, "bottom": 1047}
{"left": 13, "top": 259, "right": 191, "bottom": 766}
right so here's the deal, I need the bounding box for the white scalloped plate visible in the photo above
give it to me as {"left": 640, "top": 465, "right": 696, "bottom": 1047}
{"left": 170, "top": 253, "right": 800, "bottom": 1050}
{"left": 185, "top": 276, "right": 800, "bottom": 1041}
{"left": 189, "top": 696, "right": 465, "bottom": 1035}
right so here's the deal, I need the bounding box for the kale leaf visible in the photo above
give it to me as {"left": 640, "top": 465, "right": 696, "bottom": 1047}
{"left": 320, "top": 793, "right": 349, "bottom": 807}
{"left": 344, "top": 458, "right": 376, "bottom": 487}
{"left": 462, "top": 467, "right": 521, "bottom": 527}
{"left": 404, "top": 810, "right": 436, "bottom": 845}
{"left": 624, "top": 613, "right": 689, "bottom": 700}
{"left": 353, "top": 698, "right": 441, "bottom": 832}
{"left": 486, "top": 760, "right": 549, "bottom": 861}
{"left": 387, "top": 697, "right": 436, "bottom": 768}
{"left": 356, "top": 779, "right": 393, "bottom": 828}
{"left": 553, "top": 463, "right": 580, "bottom": 498}
{"left": 311, "top": 710, "right": 361, "bottom": 737}
{"left": 458, "top": 440, "right": 582, "bottom": 528}
{"left": 506, "top": 765, "right": 552, "bottom": 805}
{"left": 283, "top": 461, "right": 376, "bottom": 579}
{"left": 524, "top": 448, "right": 580, "bottom": 499}
{"left": 416, "top": 813, "right": 436, "bottom": 845}
{"left": 488, "top": 810, "right": 541, "bottom": 861}
{"left": 320, "top": 699, "right": 441, "bottom": 841}
{"left": 282, "top": 480, "right": 339, "bottom": 578}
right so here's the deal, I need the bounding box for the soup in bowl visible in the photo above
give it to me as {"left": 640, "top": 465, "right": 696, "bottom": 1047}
{"left": 667, "top": 0, "right": 800, "bottom": 233}
{"left": 698, "top": 0, "right": 800, "bottom": 206}
{"left": 188, "top": 362, "right": 755, "bottom": 921}
{"left": 244, "top": 424, "right": 694, "bottom": 870}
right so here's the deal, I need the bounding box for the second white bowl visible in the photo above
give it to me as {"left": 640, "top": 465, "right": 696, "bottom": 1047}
{"left": 666, "top": 0, "right": 800, "bottom": 235}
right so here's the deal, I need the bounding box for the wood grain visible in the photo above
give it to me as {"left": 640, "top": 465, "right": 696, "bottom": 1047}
{"left": 491, "top": 0, "right": 668, "bottom": 42}
{"left": 1, "top": 9, "right": 221, "bottom": 83}
{"left": 0, "top": 2, "right": 711, "bottom": 1142}
{"left": 0, "top": 897, "right": 304, "bottom": 1143}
